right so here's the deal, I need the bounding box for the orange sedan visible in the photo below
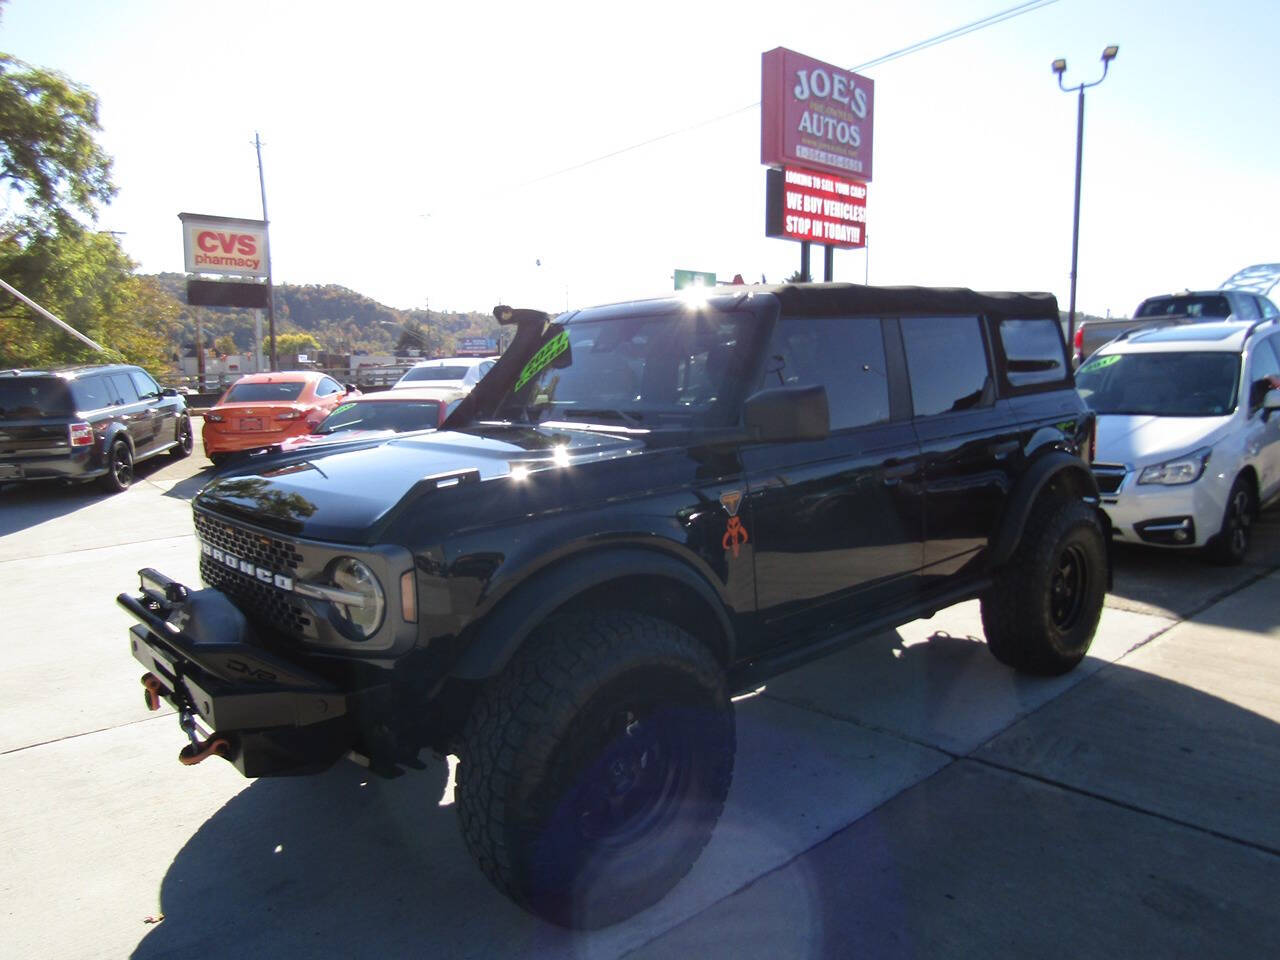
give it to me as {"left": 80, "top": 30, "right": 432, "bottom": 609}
{"left": 202, "top": 371, "right": 358, "bottom": 464}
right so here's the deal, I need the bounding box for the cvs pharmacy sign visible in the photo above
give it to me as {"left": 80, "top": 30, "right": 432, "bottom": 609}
{"left": 179, "top": 212, "right": 268, "bottom": 278}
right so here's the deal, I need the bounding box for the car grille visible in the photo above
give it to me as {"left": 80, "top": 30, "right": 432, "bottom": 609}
{"left": 1092, "top": 462, "right": 1127, "bottom": 495}
{"left": 194, "top": 511, "right": 312, "bottom": 638}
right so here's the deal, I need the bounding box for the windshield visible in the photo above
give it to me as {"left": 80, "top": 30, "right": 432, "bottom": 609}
{"left": 1134, "top": 294, "right": 1232, "bottom": 319}
{"left": 1076, "top": 351, "right": 1240, "bottom": 416}
{"left": 224, "top": 381, "right": 305, "bottom": 403}
{"left": 316, "top": 398, "right": 442, "bottom": 434}
{"left": 493, "top": 310, "right": 755, "bottom": 428}
{"left": 0, "top": 378, "right": 73, "bottom": 418}
{"left": 401, "top": 365, "right": 468, "bottom": 382}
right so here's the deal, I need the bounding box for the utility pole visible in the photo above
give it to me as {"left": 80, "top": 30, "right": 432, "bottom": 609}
{"left": 254, "top": 132, "right": 278, "bottom": 371}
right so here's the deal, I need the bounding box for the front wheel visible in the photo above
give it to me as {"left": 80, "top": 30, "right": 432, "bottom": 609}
{"left": 1206, "top": 476, "right": 1254, "bottom": 565}
{"left": 981, "top": 499, "right": 1107, "bottom": 675}
{"left": 456, "top": 612, "right": 734, "bottom": 929}
{"left": 169, "top": 415, "right": 194, "bottom": 459}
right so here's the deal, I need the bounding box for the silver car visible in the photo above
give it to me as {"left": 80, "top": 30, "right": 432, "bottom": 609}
{"left": 1076, "top": 318, "right": 1280, "bottom": 563}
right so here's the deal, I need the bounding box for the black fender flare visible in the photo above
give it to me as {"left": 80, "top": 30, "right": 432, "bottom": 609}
{"left": 449, "top": 546, "right": 735, "bottom": 681}
{"left": 101, "top": 423, "right": 134, "bottom": 464}
{"left": 987, "top": 450, "right": 1103, "bottom": 568}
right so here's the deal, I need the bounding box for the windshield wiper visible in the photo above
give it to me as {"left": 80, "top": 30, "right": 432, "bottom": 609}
{"left": 559, "top": 408, "right": 645, "bottom": 427}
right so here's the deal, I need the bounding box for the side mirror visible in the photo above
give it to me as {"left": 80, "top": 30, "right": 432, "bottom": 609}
{"left": 161, "top": 387, "right": 179, "bottom": 397}
{"left": 743, "top": 385, "right": 829, "bottom": 443}
{"left": 1265, "top": 387, "right": 1280, "bottom": 411}
{"left": 344, "top": 383, "right": 358, "bottom": 394}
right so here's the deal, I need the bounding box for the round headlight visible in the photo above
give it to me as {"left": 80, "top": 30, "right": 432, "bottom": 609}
{"left": 329, "top": 557, "right": 385, "bottom": 639}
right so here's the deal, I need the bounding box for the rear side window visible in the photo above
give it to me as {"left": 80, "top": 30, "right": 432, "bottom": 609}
{"left": 315, "top": 377, "right": 341, "bottom": 397}
{"left": 1260, "top": 298, "right": 1279, "bottom": 319}
{"left": 109, "top": 373, "right": 140, "bottom": 403}
{"left": 224, "top": 381, "right": 305, "bottom": 403}
{"left": 763, "top": 315, "right": 890, "bottom": 430}
{"left": 900, "top": 316, "right": 992, "bottom": 417}
{"left": 69, "top": 376, "right": 110, "bottom": 411}
{"left": 0, "top": 378, "right": 74, "bottom": 418}
{"left": 995, "top": 318, "right": 1069, "bottom": 391}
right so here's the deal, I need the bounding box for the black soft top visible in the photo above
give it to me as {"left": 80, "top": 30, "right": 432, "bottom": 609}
{"left": 572, "top": 283, "right": 1059, "bottom": 324}
{"left": 767, "top": 283, "right": 1059, "bottom": 320}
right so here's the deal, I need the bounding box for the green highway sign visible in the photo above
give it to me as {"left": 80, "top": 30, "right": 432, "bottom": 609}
{"left": 674, "top": 269, "right": 716, "bottom": 290}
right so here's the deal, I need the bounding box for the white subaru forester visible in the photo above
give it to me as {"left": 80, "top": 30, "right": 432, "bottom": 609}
{"left": 1076, "top": 317, "right": 1280, "bottom": 563}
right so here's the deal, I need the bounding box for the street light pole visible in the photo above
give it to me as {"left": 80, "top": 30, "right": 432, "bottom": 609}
{"left": 1053, "top": 45, "right": 1118, "bottom": 351}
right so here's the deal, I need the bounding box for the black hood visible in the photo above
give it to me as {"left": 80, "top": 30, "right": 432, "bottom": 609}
{"left": 195, "top": 426, "right": 643, "bottom": 542}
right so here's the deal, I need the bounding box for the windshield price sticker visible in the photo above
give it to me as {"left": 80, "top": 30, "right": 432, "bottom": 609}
{"left": 514, "top": 329, "right": 570, "bottom": 392}
{"left": 332, "top": 402, "right": 357, "bottom": 415}
{"left": 1080, "top": 355, "right": 1121, "bottom": 374}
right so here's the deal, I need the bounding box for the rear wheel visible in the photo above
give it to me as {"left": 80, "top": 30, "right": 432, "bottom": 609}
{"left": 456, "top": 611, "right": 734, "bottom": 929}
{"left": 169, "top": 415, "right": 194, "bottom": 459}
{"left": 1207, "top": 476, "right": 1254, "bottom": 566}
{"left": 99, "top": 439, "right": 134, "bottom": 493}
{"left": 981, "top": 499, "right": 1107, "bottom": 675}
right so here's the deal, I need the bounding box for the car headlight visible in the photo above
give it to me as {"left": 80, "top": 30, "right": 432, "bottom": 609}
{"left": 1137, "top": 447, "right": 1211, "bottom": 486}
{"left": 328, "top": 557, "right": 385, "bottom": 639}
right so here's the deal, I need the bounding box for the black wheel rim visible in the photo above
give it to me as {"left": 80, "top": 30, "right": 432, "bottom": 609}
{"left": 1050, "top": 543, "right": 1088, "bottom": 630}
{"left": 575, "top": 707, "right": 687, "bottom": 849}
{"left": 112, "top": 445, "right": 132, "bottom": 486}
{"left": 1228, "top": 488, "right": 1251, "bottom": 557}
{"left": 180, "top": 420, "right": 193, "bottom": 452}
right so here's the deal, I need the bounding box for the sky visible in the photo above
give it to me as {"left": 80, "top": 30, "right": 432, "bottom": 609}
{"left": 3, "top": 0, "right": 1278, "bottom": 319}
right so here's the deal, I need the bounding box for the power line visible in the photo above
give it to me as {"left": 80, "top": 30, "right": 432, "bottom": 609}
{"left": 491, "top": 0, "right": 1061, "bottom": 196}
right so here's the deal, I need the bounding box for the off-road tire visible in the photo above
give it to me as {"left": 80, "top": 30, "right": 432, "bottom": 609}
{"left": 456, "top": 611, "right": 735, "bottom": 929}
{"left": 981, "top": 499, "right": 1106, "bottom": 675}
{"left": 1206, "top": 476, "right": 1254, "bottom": 566}
{"left": 100, "top": 439, "right": 134, "bottom": 493}
{"left": 169, "top": 415, "right": 194, "bottom": 459}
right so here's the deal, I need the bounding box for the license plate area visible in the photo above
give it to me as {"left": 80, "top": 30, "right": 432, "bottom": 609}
{"left": 239, "top": 418, "right": 263, "bottom": 431}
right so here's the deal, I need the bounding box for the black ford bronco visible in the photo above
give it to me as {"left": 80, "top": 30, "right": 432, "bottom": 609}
{"left": 122, "top": 284, "right": 1108, "bottom": 927}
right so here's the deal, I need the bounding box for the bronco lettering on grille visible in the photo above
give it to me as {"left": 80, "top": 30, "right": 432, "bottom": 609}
{"left": 200, "top": 541, "right": 294, "bottom": 591}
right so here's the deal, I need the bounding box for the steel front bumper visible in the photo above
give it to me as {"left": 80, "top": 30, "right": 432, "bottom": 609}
{"left": 120, "top": 568, "right": 357, "bottom": 777}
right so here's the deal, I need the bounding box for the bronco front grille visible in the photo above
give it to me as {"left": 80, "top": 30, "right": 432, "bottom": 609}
{"left": 1092, "top": 462, "right": 1127, "bottom": 495}
{"left": 194, "top": 511, "right": 312, "bottom": 638}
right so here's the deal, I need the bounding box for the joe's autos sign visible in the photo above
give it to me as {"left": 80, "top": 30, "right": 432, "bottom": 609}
{"left": 179, "top": 212, "right": 268, "bottom": 278}
{"left": 762, "top": 47, "right": 874, "bottom": 181}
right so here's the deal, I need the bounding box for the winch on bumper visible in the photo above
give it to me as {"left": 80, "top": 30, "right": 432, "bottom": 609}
{"left": 120, "top": 568, "right": 360, "bottom": 777}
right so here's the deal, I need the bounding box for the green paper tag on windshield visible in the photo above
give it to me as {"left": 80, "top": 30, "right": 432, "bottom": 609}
{"left": 332, "top": 402, "right": 357, "bottom": 415}
{"left": 1079, "top": 354, "right": 1121, "bottom": 374}
{"left": 514, "top": 330, "right": 570, "bottom": 392}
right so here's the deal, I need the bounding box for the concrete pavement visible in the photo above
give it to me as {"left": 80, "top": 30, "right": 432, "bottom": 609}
{"left": 0, "top": 445, "right": 1277, "bottom": 958}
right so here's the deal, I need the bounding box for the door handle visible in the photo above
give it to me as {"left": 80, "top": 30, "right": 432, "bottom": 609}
{"left": 883, "top": 461, "right": 915, "bottom": 486}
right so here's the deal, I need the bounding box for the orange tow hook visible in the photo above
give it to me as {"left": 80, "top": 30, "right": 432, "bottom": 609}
{"left": 179, "top": 735, "right": 231, "bottom": 766}
{"left": 141, "top": 673, "right": 165, "bottom": 712}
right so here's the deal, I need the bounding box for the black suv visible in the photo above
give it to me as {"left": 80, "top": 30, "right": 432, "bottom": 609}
{"left": 121, "top": 285, "right": 1108, "bottom": 927}
{"left": 0, "top": 364, "right": 193, "bottom": 491}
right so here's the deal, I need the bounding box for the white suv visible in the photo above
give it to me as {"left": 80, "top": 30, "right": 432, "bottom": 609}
{"left": 1076, "top": 318, "right": 1280, "bottom": 563}
{"left": 392, "top": 356, "right": 496, "bottom": 391}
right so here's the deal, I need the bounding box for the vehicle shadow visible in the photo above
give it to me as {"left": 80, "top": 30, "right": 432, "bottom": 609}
{"left": 131, "top": 621, "right": 1280, "bottom": 960}
{"left": 1105, "top": 502, "right": 1280, "bottom": 623}
{"left": 0, "top": 454, "right": 180, "bottom": 536}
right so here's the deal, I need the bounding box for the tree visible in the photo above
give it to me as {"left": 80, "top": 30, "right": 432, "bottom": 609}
{"left": 276, "top": 331, "right": 320, "bottom": 357}
{"left": 0, "top": 52, "right": 114, "bottom": 230}
{"left": 213, "top": 334, "right": 237, "bottom": 356}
